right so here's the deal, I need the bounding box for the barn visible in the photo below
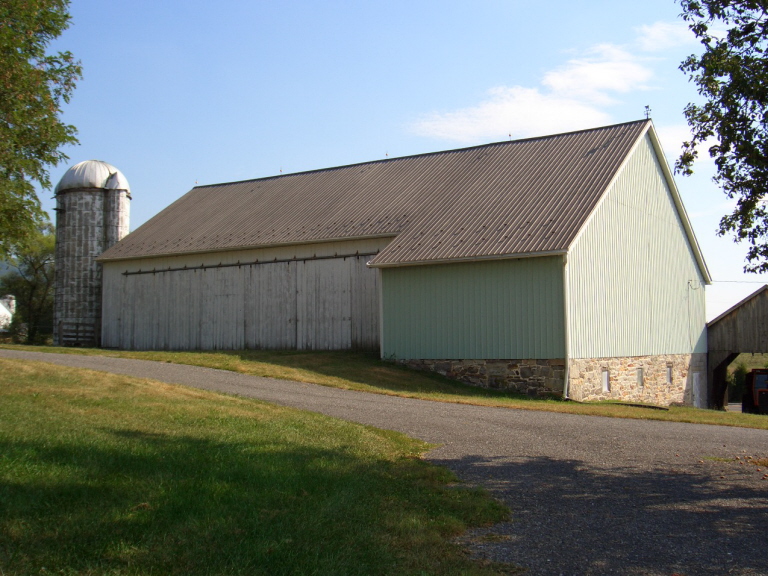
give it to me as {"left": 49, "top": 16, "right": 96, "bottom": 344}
{"left": 707, "top": 285, "right": 768, "bottom": 408}
{"left": 94, "top": 119, "right": 710, "bottom": 405}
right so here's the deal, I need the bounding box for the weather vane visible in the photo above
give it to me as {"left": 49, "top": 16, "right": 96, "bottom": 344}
{"left": 644, "top": 105, "right": 652, "bottom": 119}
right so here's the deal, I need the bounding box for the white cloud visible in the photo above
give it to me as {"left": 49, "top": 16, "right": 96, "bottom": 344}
{"left": 410, "top": 45, "right": 652, "bottom": 144}
{"left": 542, "top": 45, "right": 653, "bottom": 105}
{"left": 411, "top": 86, "right": 611, "bottom": 143}
{"left": 409, "top": 22, "right": 722, "bottom": 145}
{"left": 635, "top": 21, "right": 695, "bottom": 52}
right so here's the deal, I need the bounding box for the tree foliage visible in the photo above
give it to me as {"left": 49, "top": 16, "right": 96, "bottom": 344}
{"left": 0, "top": 0, "right": 81, "bottom": 260}
{"left": 677, "top": 0, "right": 768, "bottom": 272}
{"left": 0, "top": 223, "right": 55, "bottom": 343}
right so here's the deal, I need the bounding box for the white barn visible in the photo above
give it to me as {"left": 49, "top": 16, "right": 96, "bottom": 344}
{"left": 93, "top": 120, "right": 710, "bottom": 405}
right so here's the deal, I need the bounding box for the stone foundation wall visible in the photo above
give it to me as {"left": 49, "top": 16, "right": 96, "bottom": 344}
{"left": 399, "top": 353, "right": 707, "bottom": 406}
{"left": 401, "top": 358, "right": 565, "bottom": 397}
{"left": 568, "top": 353, "right": 707, "bottom": 406}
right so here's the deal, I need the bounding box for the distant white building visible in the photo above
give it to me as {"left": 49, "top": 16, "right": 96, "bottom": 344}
{"left": 0, "top": 295, "right": 15, "bottom": 332}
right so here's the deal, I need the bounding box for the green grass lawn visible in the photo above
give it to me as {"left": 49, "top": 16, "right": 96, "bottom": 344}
{"left": 3, "top": 344, "right": 768, "bottom": 430}
{"left": 0, "top": 358, "right": 514, "bottom": 575}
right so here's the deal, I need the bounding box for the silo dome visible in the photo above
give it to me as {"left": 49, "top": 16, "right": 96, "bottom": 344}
{"left": 55, "top": 160, "right": 131, "bottom": 195}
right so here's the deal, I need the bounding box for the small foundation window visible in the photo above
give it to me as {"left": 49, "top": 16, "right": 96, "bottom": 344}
{"left": 601, "top": 369, "right": 610, "bottom": 393}
{"left": 666, "top": 365, "right": 673, "bottom": 385}
{"left": 637, "top": 368, "right": 644, "bottom": 387}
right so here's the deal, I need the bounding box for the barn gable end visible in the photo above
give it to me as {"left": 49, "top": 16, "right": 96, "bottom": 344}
{"left": 564, "top": 131, "right": 708, "bottom": 405}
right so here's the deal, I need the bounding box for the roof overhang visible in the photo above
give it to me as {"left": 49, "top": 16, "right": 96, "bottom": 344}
{"left": 367, "top": 249, "right": 567, "bottom": 268}
{"left": 646, "top": 123, "right": 712, "bottom": 285}
{"left": 96, "top": 233, "right": 399, "bottom": 263}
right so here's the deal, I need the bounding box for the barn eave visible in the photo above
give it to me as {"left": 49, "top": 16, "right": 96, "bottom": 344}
{"left": 366, "top": 249, "right": 568, "bottom": 268}
{"left": 95, "top": 233, "right": 400, "bottom": 263}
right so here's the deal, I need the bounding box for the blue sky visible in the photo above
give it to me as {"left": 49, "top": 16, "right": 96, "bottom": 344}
{"left": 44, "top": 0, "right": 768, "bottom": 320}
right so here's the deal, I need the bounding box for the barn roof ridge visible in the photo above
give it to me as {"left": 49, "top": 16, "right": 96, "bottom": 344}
{"left": 98, "top": 119, "right": 665, "bottom": 264}
{"left": 193, "top": 119, "right": 651, "bottom": 190}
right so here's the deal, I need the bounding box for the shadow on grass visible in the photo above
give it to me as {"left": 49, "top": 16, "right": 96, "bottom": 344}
{"left": 0, "top": 428, "right": 506, "bottom": 576}
{"left": 224, "top": 349, "right": 548, "bottom": 402}
{"left": 434, "top": 453, "right": 768, "bottom": 576}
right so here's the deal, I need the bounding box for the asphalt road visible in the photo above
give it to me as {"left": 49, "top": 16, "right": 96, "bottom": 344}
{"left": 2, "top": 349, "right": 767, "bottom": 576}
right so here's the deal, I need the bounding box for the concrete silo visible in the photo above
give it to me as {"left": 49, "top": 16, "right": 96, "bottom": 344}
{"left": 54, "top": 160, "right": 130, "bottom": 346}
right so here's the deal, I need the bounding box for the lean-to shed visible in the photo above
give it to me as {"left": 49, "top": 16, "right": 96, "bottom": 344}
{"left": 707, "top": 285, "right": 768, "bottom": 408}
{"left": 96, "top": 119, "right": 711, "bottom": 405}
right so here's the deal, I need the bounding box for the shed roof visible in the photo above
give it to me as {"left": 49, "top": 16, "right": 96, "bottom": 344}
{"left": 99, "top": 120, "right": 703, "bottom": 272}
{"left": 708, "top": 285, "right": 768, "bottom": 327}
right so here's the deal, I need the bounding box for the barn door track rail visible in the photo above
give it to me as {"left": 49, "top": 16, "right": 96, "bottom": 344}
{"left": 121, "top": 251, "right": 380, "bottom": 276}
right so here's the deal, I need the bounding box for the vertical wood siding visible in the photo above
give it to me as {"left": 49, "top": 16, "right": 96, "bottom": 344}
{"left": 708, "top": 287, "right": 768, "bottom": 353}
{"left": 381, "top": 257, "right": 565, "bottom": 360}
{"left": 101, "top": 254, "right": 379, "bottom": 350}
{"left": 567, "top": 134, "right": 707, "bottom": 358}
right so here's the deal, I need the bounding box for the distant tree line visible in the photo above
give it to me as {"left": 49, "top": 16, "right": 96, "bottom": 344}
{"left": 0, "top": 225, "right": 55, "bottom": 344}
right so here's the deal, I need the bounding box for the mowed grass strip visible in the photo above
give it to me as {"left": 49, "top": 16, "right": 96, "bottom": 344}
{"left": 3, "top": 344, "right": 768, "bottom": 430}
{"left": 0, "top": 359, "right": 512, "bottom": 576}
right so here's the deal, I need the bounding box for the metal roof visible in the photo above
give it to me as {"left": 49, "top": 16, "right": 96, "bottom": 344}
{"left": 56, "top": 160, "right": 131, "bottom": 194}
{"left": 99, "top": 120, "right": 669, "bottom": 265}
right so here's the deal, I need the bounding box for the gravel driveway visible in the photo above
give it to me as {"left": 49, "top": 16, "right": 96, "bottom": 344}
{"left": 2, "top": 349, "right": 767, "bottom": 576}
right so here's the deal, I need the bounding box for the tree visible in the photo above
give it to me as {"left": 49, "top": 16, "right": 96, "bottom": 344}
{"left": 677, "top": 0, "right": 768, "bottom": 272}
{"left": 0, "top": 224, "right": 55, "bottom": 343}
{"left": 0, "top": 0, "right": 81, "bottom": 260}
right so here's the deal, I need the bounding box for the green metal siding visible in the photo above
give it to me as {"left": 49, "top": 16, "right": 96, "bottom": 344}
{"left": 381, "top": 257, "right": 565, "bottom": 360}
{"left": 567, "top": 134, "right": 707, "bottom": 358}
